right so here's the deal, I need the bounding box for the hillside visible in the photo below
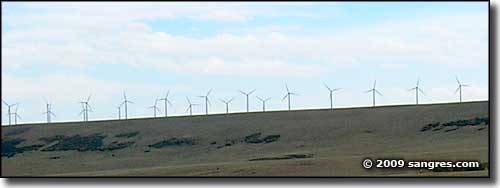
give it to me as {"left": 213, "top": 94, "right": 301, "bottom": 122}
{"left": 1, "top": 101, "right": 489, "bottom": 177}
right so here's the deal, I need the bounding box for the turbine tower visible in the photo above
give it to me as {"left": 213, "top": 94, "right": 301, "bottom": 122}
{"left": 455, "top": 77, "right": 470, "bottom": 103}
{"left": 324, "top": 83, "right": 341, "bottom": 109}
{"left": 364, "top": 80, "right": 382, "bottom": 107}
{"left": 2, "top": 100, "right": 17, "bottom": 125}
{"left": 148, "top": 98, "right": 161, "bottom": 117}
{"left": 122, "top": 92, "right": 134, "bottom": 119}
{"left": 256, "top": 96, "right": 271, "bottom": 112}
{"left": 158, "top": 90, "right": 173, "bottom": 117}
{"left": 79, "top": 95, "right": 92, "bottom": 122}
{"left": 42, "top": 100, "right": 56, "bottom": 123}
{"left": 219, "top": 98, "right": 234, "bottom": 114}
{"left": 186, "top": 97, "right": 198, "bottom": 116}
{"left": 408, "top": 78, "right": 425, "bottom": 105}
{"left": 282, "top": 84, "right": 298, "bottom": 111}
{"left": 198, "top": 89, "right": 213, "bottom": 115}
{"left": 114, "top": 103, "right": 123, "bottom": 120}
{"left": 239, "top": 89, "right": 256, "bottom": 112}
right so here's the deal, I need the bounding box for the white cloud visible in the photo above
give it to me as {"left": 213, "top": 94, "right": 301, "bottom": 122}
{"left": 3, "top": 5, "right": 487, "bottom": 75}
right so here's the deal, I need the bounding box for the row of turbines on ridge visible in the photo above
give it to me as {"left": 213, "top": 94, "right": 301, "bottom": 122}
{"left": 2, "top": 77, "right": 471, "bottom": 125}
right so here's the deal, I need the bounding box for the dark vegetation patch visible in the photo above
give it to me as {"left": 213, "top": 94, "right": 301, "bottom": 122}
{"left": 444, "top": 127, "right": 460, "bottom": 132}
{"left": 478, "top": 127, "right": 486, "bottom": 131}
{"left": 431, "top": 162, "right": 489, "bottom": 172}
{"left": 39, "top": 134, "right": 135, "bottom": 152}
{"left": 210, "top": 141, "right": 217, "bottom": 145}
{"left": 114, "top": 131, "right": 139, "bottom": 138}
{"left": 49, "top": 156, "right": 61, "bottom": 160}
{"left": 40, "top": 134, "right": 106, "bottom": 152}
{"left": 244, "top": 133, "right": 280, "bottom": 144}
{"left": 99, "top": 141, "right": 135, "bottom": 151}
{"left": 216, "top": 133, "right": 281, "bottom": 149}
{"left": 421, "top": 122, "right": 441, "bottom": 132}
{"left": 5, "top": 127, "right": 31, "bottom": 136}
{"left": 148, "top": 138, "right": 195, "bottom": 149}
{"left": 2, "top": 138, "right": 44, "bottom": 158}
{"left": 421, "top": 117, "right": 489, "bottom": 133}
{"left": 249, "top": 154, "right": 314, "bottom": 161}
{"left": 217, "top": 139, "right": 237, "bottom": 149}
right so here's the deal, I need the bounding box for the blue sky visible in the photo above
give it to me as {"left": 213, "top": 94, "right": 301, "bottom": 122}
{"left": 2, "top": 2, "right": 489, "bottom": 125}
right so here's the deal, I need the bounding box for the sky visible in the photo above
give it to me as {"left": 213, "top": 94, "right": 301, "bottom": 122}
{"left": 1, "top": 2, "right": 489, "bottom": 125}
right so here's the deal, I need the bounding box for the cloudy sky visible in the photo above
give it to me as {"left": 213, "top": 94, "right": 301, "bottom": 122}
{"left": 1, "top": 2, "right": 489, "bottom": 124}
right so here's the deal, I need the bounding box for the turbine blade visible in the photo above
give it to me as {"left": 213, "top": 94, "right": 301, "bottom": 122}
{"left": 186, "top": 97, "right": 191, "bottom": 104}
{"left": 282, "top": 94, "right": 288, "bottom": 101}
{"left": 454, "top": 87, "right": 460, "bottom": 94}
{"left": 456, "top": 76, "right": 460, "bottom": 85}
{"left": 290, "top": 92, "right": 299, "bottom": 96}
{"left": 166, "top": 90, "right": 170, "bottom": 98}
{"left": 87, "top": 94, "right": 92, "bottom": 102}
{"left": 364, "top": 89, "right": 373, "bottom": 93}
{"left": 249, "top": 89, "right": 256, "bottom": 95}
{"left": 462, "top": 84, "right": 470, "bottom": 87}
{"left": 50, "top": 112, "right": 56, "bottom": 117}
{"left": 2, "top": 100, "right": 8, "bottom": 106}
{"left": 167, "top": 100, "right": 173, "bottom": 106}
{"left": 408, "top": 87, "right": 416, "bottom": 91}
{"left": 207, "top": 98, "right": 212, "bottom": 106}
{"left": 373, "top": 80, "right": 377, "bottom": 89}
{"left": 419, "top": 88, "right": 425, "bottom": 95}
{"left": 256, "top": 96, "right": 263, "bottom": 101}
{"left": 375, "top": 90, "right": 382, "bottom": 96}
{"left": 265, "top": 97, "right": 272, "bottom": 101}
{"left": 228, "top": 98, "right": 234, "bottom": 103}
{"left": 285, "top": 84, "right": 290, "bottom": 93}
{"left": 207, "top": 88, "right": 213, "bottom": 96}
{"left": 417, "top": 78, "right": 420, "bottom": 87}
{"left": 185, "top": 106, "right": 190, "bottom": 113}
{"left": 324, "top": 83, "right": 331, "bottom": 91}
{"left": 332, "top": 88, "right": 341, "bottom": 92}
{"left": 219, "top": 99, "right": 226, "bottom": 103}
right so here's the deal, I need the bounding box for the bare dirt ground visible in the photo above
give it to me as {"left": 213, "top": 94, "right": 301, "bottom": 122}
{"left": 1, "top": 101, "right": 489, "bottom": 177}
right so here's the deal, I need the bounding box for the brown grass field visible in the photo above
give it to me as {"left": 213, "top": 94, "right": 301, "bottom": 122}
{"left": 1, "top": 101, "right": 489, "bottom": 177}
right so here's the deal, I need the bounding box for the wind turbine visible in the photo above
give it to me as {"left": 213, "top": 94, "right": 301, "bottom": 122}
{"left": 186, "top": 97, "right": 198, "bottom": 116}
{"left": 282, "top": 84, "right": 298, "bottom": 111}
{"left": 42, "top": 99, "right": 56, "bottom": 123}
{"left": 79, "top": 95, "right": 92, "bottom": 122}
{"left": 219, "top": 98, "right": 234, "bottom": 114}
{"left": 455, "top": 77, "right": 469, "bottom": 103}
{"left": 158, "top": 90, "right": 173, "bottom": 117}
{"left": 239, "top": 89, "right": 256, "bottom": 112}
{"left": 198, "top": 89, "right": 213, "bottom": 115}
{"left": 2, "top": 100, "right": 17, "bottom": 125}
{"left": 11, "top": 105, "right": 21, "bottom": 125}
{"left": 408, "top": 78, "right": 425, "bottom": 105}
{"left": 364, "top": 80, "right": 382, "bottom": 107}
{"left": 256, "top": 96, "right": 271, "bottom": 112}
{"left": 122, "top": 92, "right": 134, "bottom": 119}
{"left": 114, "top": 103, "right": 123, "bottom": 120}
{"left": 324, "top": 83, "right": 341, "bottom": 109}
{"left": 148, "top": 98, "right": 161, "bottom": 118}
